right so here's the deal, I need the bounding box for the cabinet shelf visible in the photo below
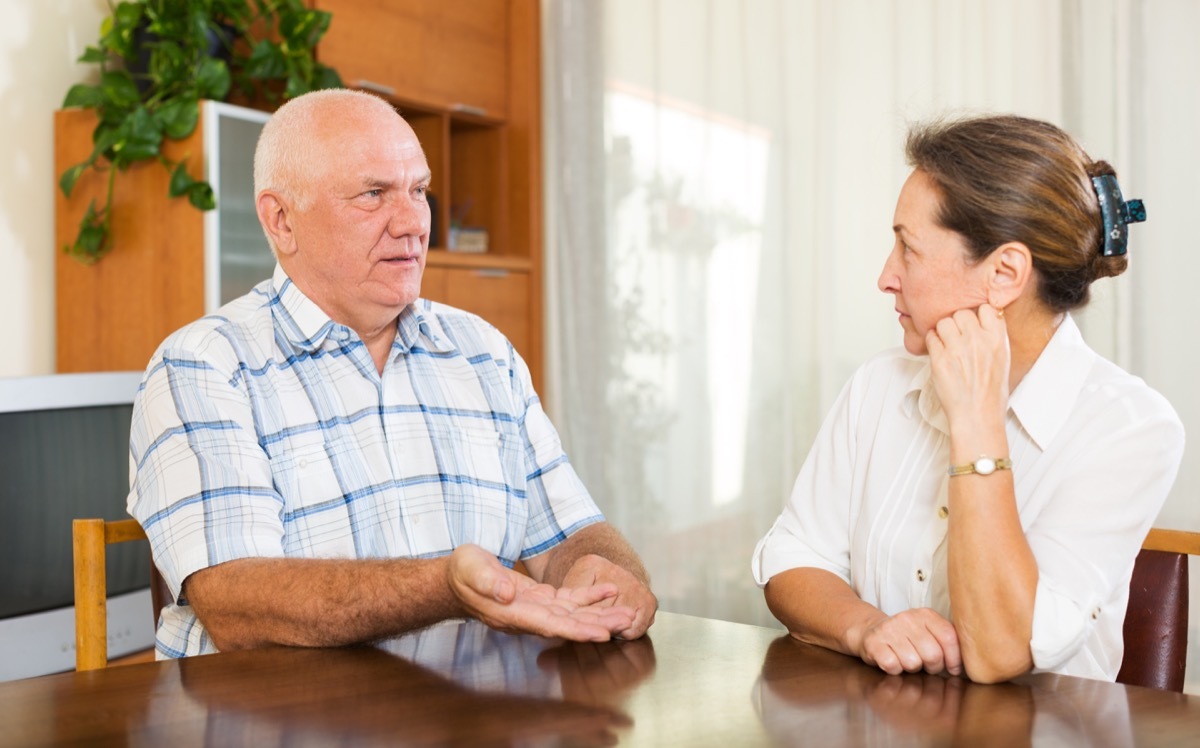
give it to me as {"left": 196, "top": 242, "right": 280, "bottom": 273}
{"left": 425, "top": 251, "right": 530, "bottom": 272}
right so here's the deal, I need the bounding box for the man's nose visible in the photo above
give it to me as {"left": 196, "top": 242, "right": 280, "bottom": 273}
{"left": 389, "top": 196, "right": 431, "bottom": 238}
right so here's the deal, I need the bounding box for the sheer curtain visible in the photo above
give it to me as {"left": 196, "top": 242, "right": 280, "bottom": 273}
{"left": 543, "top": 0, "right": 1199, "bottom": 689}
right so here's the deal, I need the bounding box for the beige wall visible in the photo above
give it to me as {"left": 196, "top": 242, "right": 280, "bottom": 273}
{"left": 0, "top": 0, "right": 108, "bottom": 377}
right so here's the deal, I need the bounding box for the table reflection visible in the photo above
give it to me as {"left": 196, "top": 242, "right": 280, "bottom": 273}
{"left": 167, "top": 620, "right": 656, "bottom": 746}
{"left": 754, "top": 636, "right": 1135, "bottom": 747}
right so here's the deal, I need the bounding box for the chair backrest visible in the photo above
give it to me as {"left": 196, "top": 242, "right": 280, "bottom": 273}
{"left": 1116, "top": 528, "right": 1200, "bottom": 692}
{"left": 72, "top": 518, "right": 169, "bottom": 671}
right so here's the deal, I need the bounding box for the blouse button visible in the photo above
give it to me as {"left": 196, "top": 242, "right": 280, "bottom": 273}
{"left": 916, "top": 569, "right": 926, "bottom": 582}
{"left": 937, "top": 506, "right": 949, "bottom": 519}
{"left": 1092, "top": 607, "right": 1100, "bottom": 620}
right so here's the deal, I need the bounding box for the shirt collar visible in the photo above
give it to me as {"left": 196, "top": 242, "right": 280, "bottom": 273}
{"left": 901, "top": 314, "right": 1095, "bottom": 450}
{"left": 1007, "top": 314, "right": 1095, "bottom": 450}
{"left": 269, "top": 264, "right": 456, "bottom": 356}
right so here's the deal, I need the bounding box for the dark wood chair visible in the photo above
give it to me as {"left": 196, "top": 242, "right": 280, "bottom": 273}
{"left": 1116, "top": 528, "right": 1200, "bottom": 692}
{"left": 72, "top": 518, "right": 171, "bottom": 671}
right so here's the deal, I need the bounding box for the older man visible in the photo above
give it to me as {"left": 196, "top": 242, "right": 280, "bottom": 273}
{"left": 128, "top": 89, "right": 656, "bottom": 657}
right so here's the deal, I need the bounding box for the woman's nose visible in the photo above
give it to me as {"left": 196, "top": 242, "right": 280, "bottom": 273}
{"left": 878, "top": 249, "right": 900, "bottom": 293}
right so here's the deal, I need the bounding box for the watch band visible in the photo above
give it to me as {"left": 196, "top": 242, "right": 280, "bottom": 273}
{"left": 947, "top": 455, "right": 1012, "bottom": 477}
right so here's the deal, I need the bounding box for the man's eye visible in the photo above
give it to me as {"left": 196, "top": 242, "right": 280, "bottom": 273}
{"left": 415, "top": 185, "right": 429, "bottom": 198}
{"left": 365, "top": 189, "right": 383, "bottom": 198}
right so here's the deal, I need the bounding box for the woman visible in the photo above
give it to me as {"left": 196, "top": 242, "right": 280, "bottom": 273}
{"left": 752, "top": 115, "right": 1184, "bottom": 684}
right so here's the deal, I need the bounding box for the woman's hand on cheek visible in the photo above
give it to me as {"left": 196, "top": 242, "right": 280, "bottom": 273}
{"left": 924, "top": 303, "right": 1010, "bottom": 428}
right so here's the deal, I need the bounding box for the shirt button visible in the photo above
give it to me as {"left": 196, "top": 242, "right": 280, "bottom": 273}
{"left": 938, "top": 506, "right": 949, "bottom": 519}
{"left": 297, "top": 458, "right": 309, "bottom": 469}
{"left": 413, "top": 516, "right": 421, "bottom": 525}
{"left": 916, "top": 569, "right": 926, "bottom": 582}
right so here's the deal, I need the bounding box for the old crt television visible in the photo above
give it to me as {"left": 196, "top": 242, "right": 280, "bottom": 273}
{"left": 0, "top": 372, "right": 152, "bottom": 680}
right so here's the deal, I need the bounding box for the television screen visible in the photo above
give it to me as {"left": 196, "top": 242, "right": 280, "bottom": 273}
{"left": 0, "top": 402, "right": 146, "bottom": 618}
{"left": 0, "top": 372, "right": 152, "bottom": 680}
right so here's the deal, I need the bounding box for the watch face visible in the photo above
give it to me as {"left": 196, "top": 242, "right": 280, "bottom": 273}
{"left": 975, "top": 457, "right": 996, "bottom": 475}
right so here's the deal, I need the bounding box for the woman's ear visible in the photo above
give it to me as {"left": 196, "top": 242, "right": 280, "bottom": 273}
{"left": 987, "top": 242, "right": 1033, "bottom": 309}
{"left": 257, "top": 191, "right": 296, "bottom": 257}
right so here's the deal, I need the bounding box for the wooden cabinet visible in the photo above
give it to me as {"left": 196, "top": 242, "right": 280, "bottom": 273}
{"left": 55, "top": 102, "right": 273, "bottom": 373}
{"left": 315, "top": 0, "right": 508, "bottom": 118}
{"left": 318, "top": 0, "right": 544, "bottom": 390}
{"left": 422, "top": 259, "right": 531, "bottom": 361}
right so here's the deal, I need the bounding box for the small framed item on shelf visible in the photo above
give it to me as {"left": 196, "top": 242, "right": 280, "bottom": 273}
{"left": 448, "top": 227, "right": 488, "bottom": 253}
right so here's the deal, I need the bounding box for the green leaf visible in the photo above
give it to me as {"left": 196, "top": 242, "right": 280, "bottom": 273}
{"left": 91, "top": 123, "right": 121, "bottom": 158}
{"left": 111, "top": 106, "right": 163, "bottom": 166}
{"left": 105, "top": 2, "right": 145, "bottom": 59}
{"left": 77, "top": 221, "right": 109, "bottom": 261}
{"left": 195, "top": 57, "right": 231, "bottom": 100}
{"left": 62, "top": 83, "right": 106, "bottom": 109}
{"left": 187, "top": 181, "right": 216, "bottom": 211}
{"left": 168, "top": 161, "right": 196, "bottom": 198}
{"left": 112, "top": 2, "right": 144, "bottom": 31}
{"left": 99, "top": 71, "right": 141, "bottom": 110}
{"left": 279, "top": 10, "right": 321, "bottom": 44}
{"left": 284, "top": 74, "right": 308, "bottom": 100}
{"left": 148, "top": 39, "right": 185, "bottom": 89}
{"left": 313, "top": 65, "right": 344, "bottom": 91}
{"left": 188, "top": 6, "right": 210, "bottom": 48}
{"left": 244, "top": 39, "right": 286, "bottom": 80}
{"left": 157, "top": 98, "right": 200, "bottom": 139}
{"left": 59, "top": 164, "right": 87, "bottom": 197}
{"left": 77, "top": 45, "right": 110, "bottom": 64}
{"left": 68, "top": 201, "right": 109, "bottom": 262}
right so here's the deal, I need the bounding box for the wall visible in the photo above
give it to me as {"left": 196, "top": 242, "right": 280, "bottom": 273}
{"left": 0, "top": 0, "right": 108, "bottom": 377}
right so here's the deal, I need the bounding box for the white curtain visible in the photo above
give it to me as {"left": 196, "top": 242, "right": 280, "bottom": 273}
{"left": 543, "top": 0, "right": 1200, "bottom": 691}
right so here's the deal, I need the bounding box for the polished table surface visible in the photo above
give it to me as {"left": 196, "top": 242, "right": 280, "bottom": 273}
{"left": 2, "top": 611, "right": 1198, "bottom": 746}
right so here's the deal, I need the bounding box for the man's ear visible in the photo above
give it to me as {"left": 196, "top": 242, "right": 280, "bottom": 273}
{"left": 257, "top": 191, "right": 296, "bottom": 257}
{"left": 987, "top": 242, "right": 1033, "bottom": 309}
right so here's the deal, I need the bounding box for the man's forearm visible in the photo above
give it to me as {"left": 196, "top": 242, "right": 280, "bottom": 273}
{"left": 185, "top": 556, "right": 463, "bottom": 651}
{"left": 535, "top": 523, "right": 649, "bottom": 587}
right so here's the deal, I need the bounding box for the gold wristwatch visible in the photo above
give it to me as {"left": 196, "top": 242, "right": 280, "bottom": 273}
{"left": 947, "top": 455, "right": 1012, "bottom": 477}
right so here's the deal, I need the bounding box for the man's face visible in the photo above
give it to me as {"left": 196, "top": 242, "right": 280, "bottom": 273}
{"left": 281, "top": 107, "right": 432, "bottom": 336}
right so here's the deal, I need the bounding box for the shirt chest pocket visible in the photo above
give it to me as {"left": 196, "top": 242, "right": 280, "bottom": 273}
{"left": 417, "top": 423, "right": 527, "bottom": 556}
{"left": 269, "top": 434, "right": 346, "bottom": 515}
{"left": 433, "top": 425, "right": 523, "bottom": 488}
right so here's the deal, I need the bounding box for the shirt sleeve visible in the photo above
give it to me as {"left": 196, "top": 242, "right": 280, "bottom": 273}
{"left": 127, "top": 334, "right": 286, "bottom": 601}
{"left": 1025, "top": 389, "right": 1185, "bottom": 672}
{"left": 508, "top": 344, "right": 604, "bottom": 558}
{"left": 752, "top": 373, "right": 859, "bottom": 586}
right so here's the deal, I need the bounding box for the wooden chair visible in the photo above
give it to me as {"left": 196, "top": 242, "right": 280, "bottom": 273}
{"left": 1116, "top": 527, "right": 1200, "bottom": 692}
{"left": 72, "top": 518, "right": 170, "bottom": 671}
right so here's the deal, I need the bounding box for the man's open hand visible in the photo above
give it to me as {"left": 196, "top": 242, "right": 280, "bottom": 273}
{"left": 447, "top": 544, "right": 636, "bottom": 641}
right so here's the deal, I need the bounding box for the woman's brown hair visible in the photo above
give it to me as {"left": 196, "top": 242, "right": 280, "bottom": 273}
{"left": 906, "top": 115, "right": 1127, "bottom": 312}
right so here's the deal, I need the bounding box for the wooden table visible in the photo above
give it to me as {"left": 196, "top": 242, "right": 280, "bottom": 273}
{"left": 2, "top": 612, "right": 1197, "bottom": 746}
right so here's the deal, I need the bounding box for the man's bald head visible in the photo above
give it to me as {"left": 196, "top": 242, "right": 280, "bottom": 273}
{"left": 253, "top": 89, "right": 406, "bottom": 213}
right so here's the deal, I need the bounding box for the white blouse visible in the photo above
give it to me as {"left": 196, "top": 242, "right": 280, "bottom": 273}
{"left": 752, "top": 316, "right": 1185, "bottom": 680}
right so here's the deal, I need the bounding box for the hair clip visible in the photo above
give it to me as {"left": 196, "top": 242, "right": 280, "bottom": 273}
{"left": 1091, "top": 175, "right": 1146, "bottom": 257}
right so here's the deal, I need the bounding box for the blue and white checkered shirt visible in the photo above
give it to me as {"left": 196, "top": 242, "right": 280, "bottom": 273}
{"left": 128, "top": 264, "right": 603, "bottom": 657}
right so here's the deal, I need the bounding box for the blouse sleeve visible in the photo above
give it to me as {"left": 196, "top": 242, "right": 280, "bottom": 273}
{"left": 1025, "top": 387, "right": 1185, "bottom": 672}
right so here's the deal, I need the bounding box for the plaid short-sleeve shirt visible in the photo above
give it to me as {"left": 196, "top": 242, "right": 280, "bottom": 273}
{"left": 128, "top": 265, "right": 602, "bottom": 657}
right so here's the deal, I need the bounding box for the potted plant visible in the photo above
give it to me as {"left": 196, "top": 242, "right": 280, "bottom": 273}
{"left": 58, "top": 0, "right": 343, "bottom": 262}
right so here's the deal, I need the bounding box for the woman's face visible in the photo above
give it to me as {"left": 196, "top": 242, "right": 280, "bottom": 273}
{"left": 877, "top": 170, "right": 991, "bottom": 356}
